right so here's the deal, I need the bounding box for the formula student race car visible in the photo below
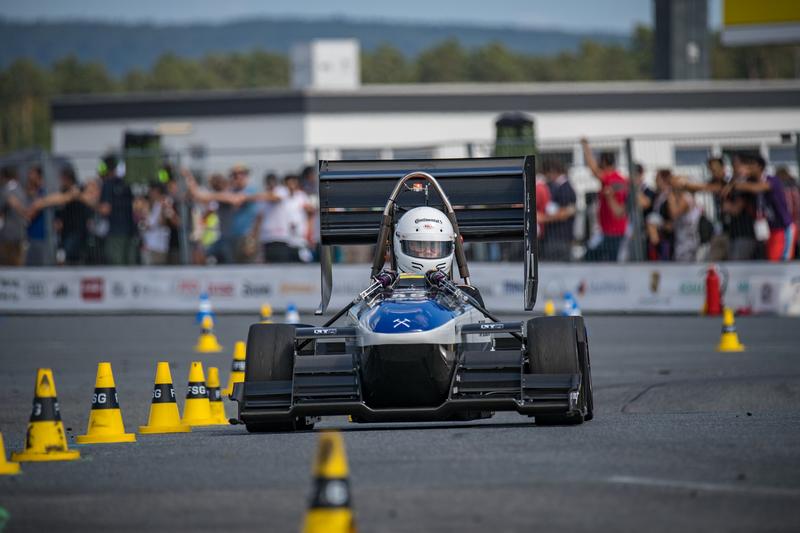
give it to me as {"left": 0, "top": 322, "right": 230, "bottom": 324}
{"left": 232, "top": 157, "right": 593, "bottom": 431}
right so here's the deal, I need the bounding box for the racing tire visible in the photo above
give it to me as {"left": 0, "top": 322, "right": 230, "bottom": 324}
{"left": 526, "top": 316, "right": 593, "bottom": 425}
{"left": 243, "top": 324, "right": 314, "bottom": 433}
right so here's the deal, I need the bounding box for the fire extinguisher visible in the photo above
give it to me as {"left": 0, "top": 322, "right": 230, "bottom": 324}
{"left": 705, "top": 264, "right": 723, "bottom": 316}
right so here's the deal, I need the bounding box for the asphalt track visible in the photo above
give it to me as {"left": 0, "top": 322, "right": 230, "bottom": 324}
{"left": 1, "top": 313, "right": 799, "bottom": 532}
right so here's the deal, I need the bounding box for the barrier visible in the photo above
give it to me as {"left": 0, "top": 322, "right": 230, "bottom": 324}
{"left": 1, "top": 263, "right": 798, "bottom": 315}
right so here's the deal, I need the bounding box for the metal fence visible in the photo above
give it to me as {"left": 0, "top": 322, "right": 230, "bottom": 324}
{"left": 1, "top": 130, "right": 798, "bottom": 267}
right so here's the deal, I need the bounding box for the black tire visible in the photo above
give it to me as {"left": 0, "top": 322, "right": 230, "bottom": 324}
{"left": 244, "top": 324, "right": 314, "bottom": 433}
{"left": 526, "top": 316, "right": 593, "bottom": 425}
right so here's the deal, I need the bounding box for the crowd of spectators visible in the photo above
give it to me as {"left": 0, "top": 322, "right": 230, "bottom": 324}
{"left": 1, "top": 144, "right": 799, "bottom": 267}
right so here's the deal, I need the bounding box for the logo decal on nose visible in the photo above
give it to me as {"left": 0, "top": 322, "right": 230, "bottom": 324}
{"left": 393, "top": 318, "right": 411, "bottom": 329}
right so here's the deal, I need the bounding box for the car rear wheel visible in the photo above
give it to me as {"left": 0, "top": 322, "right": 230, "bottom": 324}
{"left": 526, "top": 316, "right": 593, "bottom": 425}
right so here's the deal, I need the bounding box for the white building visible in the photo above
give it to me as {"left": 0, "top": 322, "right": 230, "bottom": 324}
{"left": 51, "top": 79, "right": 800, "bottom": 185}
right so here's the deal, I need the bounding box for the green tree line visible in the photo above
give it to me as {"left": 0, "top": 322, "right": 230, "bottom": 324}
{"left": 1, "top": 27, "right": 797, "bottom": 155}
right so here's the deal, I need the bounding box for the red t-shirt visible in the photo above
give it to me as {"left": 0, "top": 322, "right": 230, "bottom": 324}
{"left": 535, "top": 180, "right": 551, "bottom": 238}
{"left": 598, "top": 170, "right": 628, "bottom": 237}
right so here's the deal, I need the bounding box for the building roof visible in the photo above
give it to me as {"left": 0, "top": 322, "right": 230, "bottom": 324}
{"left": 51, "top": 80, "right": 800, "bottom": 122}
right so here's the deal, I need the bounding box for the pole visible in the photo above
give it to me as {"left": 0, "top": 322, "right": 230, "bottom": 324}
{"left": 625, "top": 138, "right": 644, "bottom": 262}
{"left": 40, "top": 151, "right": 57, "bottom": 266}
{"left": 176, "top": 151, "right": 190, "bottom": 265}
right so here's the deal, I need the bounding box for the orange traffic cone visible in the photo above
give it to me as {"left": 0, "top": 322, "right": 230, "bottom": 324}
{"left": 181, "top": 362, "right": 214, "bottom": 426}
{"left": 222, "top": 341, "right": 246, "bottom": 397}
{"left": 195, "top": 315, "right": 223, "bottom": 353}
{"left": 207, "top": 367, "right": 229, "bottom": 425}
{"left": 301, "top": 430, "right": 357, "bottom": 533}
{"left": 12, "top": 369, "right": 80, "bottom": 462}
{"left": 0, "top": 433, "right": 20, "bottom": 475}
{"left": 139, "top": 362, "right": 191, "bottom": 434}
{"left": 76, "top": 363, "right": 136, "bottom": 444}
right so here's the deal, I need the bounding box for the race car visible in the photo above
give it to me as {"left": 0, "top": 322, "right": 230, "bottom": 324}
{"left": 232, "top": 157, "right": 593, "bottom": 431}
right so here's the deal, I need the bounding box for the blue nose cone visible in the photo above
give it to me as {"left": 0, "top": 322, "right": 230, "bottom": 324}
{"left": 367, "top": 299, "right": 456, "bottom": 333}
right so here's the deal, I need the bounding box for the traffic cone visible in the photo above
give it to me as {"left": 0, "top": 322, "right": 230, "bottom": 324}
{"left": 195, "top": 315, "right": 223, "bottom": 353}
{"left": 286, "top": 303, "right": 300, "bottom": 324}
{"left": 0, "top": 434, "right": 20, "bottom": 475}
{"left": 222, "top": 341, "right": 246, "bottom": 397}
{"left": 181, "top": 362, "right": 214, "bottom": 426}
{"left": 206, "top": 367, "right": 229, "bottom": 425}
{"left": 562, "top": 292, "right": 582, "bottom": 317}
{"left": 76, "top": 362, "right": 136, "bottom": 444}
{"left": 196, "top": 291, "right": 215, "bottom": 324}
{"left": 260, "top": 303, "right": 273, "bottom": 323}
{"left": 139, "top": 362, "right": 191, "bottom": 434}
{"left": 717, "top": 307, "right": 745, "bottom": 352}
{"left": 543, "top": 299, "right": 556, "bottom": 317}
{"left": 302, "top": 431, "right": 357, "bottom": 533}
{"left": 12, "top": 369, "right": 80, "bottom": 462}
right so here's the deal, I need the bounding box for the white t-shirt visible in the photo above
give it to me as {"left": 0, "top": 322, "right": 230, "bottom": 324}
{"left": 143, "top": 202, "right": 170, "bottom": 253}
{"left": 259, "top": 186, "right": 310, "bottom": 248}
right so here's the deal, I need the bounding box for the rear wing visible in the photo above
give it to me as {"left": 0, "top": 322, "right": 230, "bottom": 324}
{"left": 316, "top": 157, "right": 537, "bottom": 313}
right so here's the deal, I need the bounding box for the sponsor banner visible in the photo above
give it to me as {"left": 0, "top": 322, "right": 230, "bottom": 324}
{"left": 0, "top": 263, "right": 798, "bottom": 314}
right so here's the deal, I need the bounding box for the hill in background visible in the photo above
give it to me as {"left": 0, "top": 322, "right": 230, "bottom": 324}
{"left": 0, "top": 16, "right": 628, "bottom": 75}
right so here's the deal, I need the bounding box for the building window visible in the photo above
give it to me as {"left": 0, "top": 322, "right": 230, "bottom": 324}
{"left": 392, "top": 147, "right": 435, "bottom": 160}
{"left": 769, "top": 145, "right": 795, "bottom": 165}
{"left": 674, "top": 146, "right": 711, "bottom": 166}
{"left": 340, "top": 148, "right": 382, "bottom": 160}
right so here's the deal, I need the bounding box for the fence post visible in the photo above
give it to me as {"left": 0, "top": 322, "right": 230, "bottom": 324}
{"left": 625, "top": 137, "right": 644, "bottom": 262}
{"left": 40, "top": 150, "right": 57, "bottom": 266}
{"left": 176, "top": 151, "right": 190, "bottom": 265}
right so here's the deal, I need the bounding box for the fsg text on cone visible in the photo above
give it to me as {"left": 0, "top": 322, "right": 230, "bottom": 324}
{"left": 222, "top": 341, "right": 246, "bottom": 397}
{"left": 717, "top": 307, "right": 745, "bottom": 352}
{"left": 12, "top": 368, "right": 80, "bottom": 462}
{"left": 181, "top": 361, "right": 215, "bottom": 426}
{"left": 139, "top": 362, "right": 191, "bottom": 434}
{"left": 0, "top": 433, "right": 20, "bottom": 475}
{"left": 76, "top": 362, "right": 136, "bottom": 444}
{"left": 206, "top": 367, "right": 230, "bottom": 425}
{"left": 302, "top": 430, "right": 357, "bottom": 533}
{"left": 195, "top": 315, "right": 223, "bottom": 353}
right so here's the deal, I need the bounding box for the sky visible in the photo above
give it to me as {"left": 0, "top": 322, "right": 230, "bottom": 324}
{"left": 0, "top": 0, "right": 722, "bottom": 33}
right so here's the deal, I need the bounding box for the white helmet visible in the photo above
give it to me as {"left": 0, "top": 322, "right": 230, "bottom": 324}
{"left": 393, "top": 206, "right": 455, "bottom": 275}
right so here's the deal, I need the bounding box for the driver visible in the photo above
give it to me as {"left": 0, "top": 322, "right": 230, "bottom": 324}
{"left": 393, "top": 206, "right": 455, "bottom": 275}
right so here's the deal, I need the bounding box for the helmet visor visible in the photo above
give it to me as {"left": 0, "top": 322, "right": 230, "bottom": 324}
{"left": 401, "top": 240, "right": 453, "bottom": 259}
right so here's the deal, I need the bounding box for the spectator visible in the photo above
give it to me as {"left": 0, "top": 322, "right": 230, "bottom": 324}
{"left": 253, "top": 174, "right": 313, "bottom": 262}
{"left": 535, "top": 175, "right": 551, "bottom": 246}
{"left": 666, "top": 172, "right": 701, "bottom": 262}
{"left": 23, "top": 165, "right": 48, "bottom": 266}
{"left": 141, "top": 182, "right": 172, "bottom": 265}
{"left": 776, "top": 166, "right": 800, "bottom": 258}
{"left": 581, "top": 138, "right": 628, "bottom": 261}
{"left": 722, "top": 154, "right": 758, "bottom": 260}
{"left": 300, "top": 165, "right": 320, "bottom": 253}
{"left": 540, "top": 159, "right": 576, "bottom": 261}
{"left": 184, "top": 170, "right": 245, "bottom": 265}
{"left": 54, "top": 167, "right": 91, "bottom": 265}
{"left": 0, "top": 166, "right": 27, "bottom": 266}
{"left": 632, "top": 162, "right": 655, "bottom": 259}
{"left": 646, "top": 169, "right": 675, "bottom": 260}
{"left": 98, "top": 155, "right": 136, "bottom": 265}
{"left": 700, "top": 157, "right": 732, "bottom": 260}
{"left": 732, "top": 155, "right": 796, "bottom": 261}
{"left": 229, "top": 164, "right": 259, "bottom": 263}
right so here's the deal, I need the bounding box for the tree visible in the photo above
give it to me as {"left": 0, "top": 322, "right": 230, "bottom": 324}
{"left": 468, "top": 42, "right": 524, "bottom": 82}
{"left": 52, "top": 55, "right": 116, "bottom": 94}
{"left": 416, "top": 39, "right": 468, "bottom": 82}
{"left": 362, "top": 44, "right": 414, "bottom": 83}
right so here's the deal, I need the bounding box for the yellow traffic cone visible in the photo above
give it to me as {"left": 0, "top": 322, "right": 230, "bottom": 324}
{"left": 0, "top": 433, "right": 20, "bottom": 475}
{"left": 76, "top": 363, "right": 136, "bottom": 444}
{"left": 139, "top": 362, "right": 191, "bottom": 434}
{"left": 195, "top": 315, "right": 223, "bottom": 353}
{"left": 717, "top": 307, "right": 745, "bottom": 352}
{"left": 260, "top": 303, "right": 273, "bottom": 323}
{"left": 206, "top": 367, "right": 229, "bottom": 425}
{"left": 181, "top": 362, "right": 214, "bottom": 426}
{"left": 543, "top": 299, "right": 556, "bottom": 317}
{"left": 302, "top": 430, "right": 357, "bottom": 533}
{"left": 222, "top": 341, "right": 247, "bottom": 397}
{"left": 12, "top": 369, "right": 80, "bottom": 462}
